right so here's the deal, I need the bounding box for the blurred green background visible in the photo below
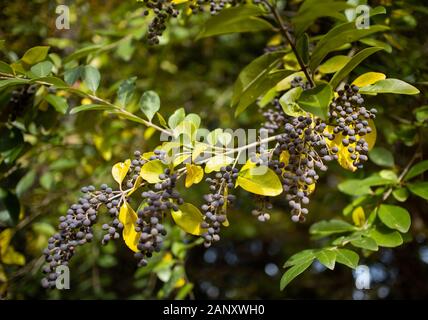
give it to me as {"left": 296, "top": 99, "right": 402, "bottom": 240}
{"left": 0, "top": 0, "right": 427, "bottom": 299}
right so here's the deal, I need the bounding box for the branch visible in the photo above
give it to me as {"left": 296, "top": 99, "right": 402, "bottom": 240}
{"left": 262, "top": 0, "right": 315, "bottom": 88}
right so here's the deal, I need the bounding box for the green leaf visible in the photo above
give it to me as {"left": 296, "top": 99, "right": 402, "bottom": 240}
{"left": 140, "top": 160, "right": 166, "bottom": 183}
{"left": 16, "top": 170, "right": 37, "bottom": 198}
{"left": 369, "top": 227, "right": 403, "bottom": 248}
{"left": 350, "top": 237, "right": 378, "bottom": 251}
{"left": 44, "top": 94, "right": 68, "bottom": 114}
{"left": 168, "top": 108, "right": 185, "bottom": 129}
{"left": 279, "top": 87, "right": 306, "bottom": 117}
{"left": 415, "top": 106, "right": 428, "bottom": 123}
{"left": 309, "top": 219, "right": 355, "bottom": 236}
{"left": 198, "top": 6, "right": 272, "bottom": 39}
{"left": 359, "top": 37, "right": 392, "bottom": 54}
{"left": 185, "top": 113, "right": 201, "bottom": 130}
{"left": 338, "top": 175, "right": 396, "bottom": 196}
{"left": 369, "top": 147, "right": 394, "bottom": 167}
{"left": 117, "top": 77, "right": 137, "bottom": 107}
{"left": 64, "top": 66, "right": 82, "bottom": 85}
{"left": 0, "top": 188, "right": 20, "bottom": 226}
{"left": 296, "top": 33, "right": 310, "bottom": 65}
{"left": 82, "top": 65, "right": 100, "bottom": 92}
{"left": 408, "top": 182, "right": 428, "bottom": 200}
{"left": 297, "top": 83, "right": 333, "bottom": 120}
{"left": 0, "top": 61, "right": 13, "bottom": 74}
{"left": 405, "top": 160, "right": 428, "bottom": 180}
{"left": 359, "top": 79, "right": 420, "bottom": 95}
{"left": 171, "top": 203, "right": 206, "bottom": 236}
{"left": 139, "top": 91, "right": 161, "bottom": 122}
{"left": 280, "top": 260, "right": 312, "bottom": 290}
{"left": 0, "top": 79, "right": 29, "bottom": 90}
{"left": 334, "top": 248, "right": 359, "bottom": 269}
{"left": 236, "top": 167, "right": 283, "bottom": 197}
{"left": 232, "top": 52, "right": 291, "bottom": 116}
{"left": 30, "top": 61, "right": 53, "bottom": 77}
{"left": 318, "top": 55, "right": 351, "bottom": 74}
{"left": 392, "top": 187, "right": 409, "bottom": 202}
{"left": 34, "top": 76, "right": 67, "bottom": 87}
{"left": 310, "top": 24, "right": 389, "bottom": 70}
{"left": 283, "top": 250, "right": 315, "bottom": 268}
{"left": 315, "top": 249, "right": 336, "bottom": 270}
{"left": 21, "top": 46, "right": 50, "bottom": 65}
{"left": 378, "top": 204, "right": 411, "bottom": 233}
{"left": 70, "top": 104, "right": 116, "bottom": 114}
{"left": 329, "top": 47, "right": 383, "bottom": 89}
{"left": 63, "top": 44, "right": 102, "bottom": 63}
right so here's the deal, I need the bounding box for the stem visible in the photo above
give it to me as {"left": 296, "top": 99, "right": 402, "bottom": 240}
{"left": 262, "top": 0, "right": 315, "bottom": 88}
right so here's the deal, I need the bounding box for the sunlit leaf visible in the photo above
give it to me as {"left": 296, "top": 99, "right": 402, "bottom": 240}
{"left": 112, "top": 159, "right": 131, "bottom": 185}
{"left": 118, "top": 202, "right": 140, "bottom": 252}
{"left": 236, "top": 167, "right": 283, "bottom": 196}
{"left": 185, "top": 164, "right": 204, "bottom": 188}
{"left": 352, "top": 72, "right": 386, "bottom": 87}
{"left": 140, "top": 160, "right": 165, "bottom": 183}
{"left": 171, "top": 203, "right": 206, "bottom": 236}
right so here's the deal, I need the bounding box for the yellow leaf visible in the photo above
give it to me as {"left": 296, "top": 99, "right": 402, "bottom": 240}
{"left": 185, "top": 164, "right": 204, "bottom": 188}
{"left": 0, "top": 229, "right": 13, "bottom": 256}
{"left": 118, "top": 202, "right": 140, "bottom": 252}
{"left": 173, "top": 154, "right": 191, "bottom": 167}
{"left": 171, "top": 0, "right": 188, "bottom": 4}
{"left": 112, "top": 159, "right": 131, "bottom": 185}
{"left": 352, "top": 72, "right": 386, "bottom": 88}
{"left": 144, "top": 127, "right": 156, "bottom": 140}
{"left": 366, "top": 119, "right": 377, "bottom": 151}
{"left": 0, "top": 265, "right": 7, "bottom": 283}
{"left": 171, "top": 203, "right": 206, "bottom": 236}
{"left": 140, "top": 160, "right": 165, "bottom": 183}
{"left": 192, "top": 142, "right": 208, "bottom": 162}
{"left": 240, "top": 158, "right": 257, "bottom": 172}
{"left": 279, "top": 151, "right": 290, "bottom": 166}
{"left": 174, "top": 277, "right": 186, "bottom": 288}
{"left": 236, "top": 167, "right": 283, "bottom": 196}
{"left": 204, "top": 155, "right": 234, "bottom": 173}
{"left": 352, "top": 206, "right": 366, "bottom": 227}
{"left": 0, "top": 229, "right": 25, "bottom": 266}
{"left": 267, "top": 34, "right": 282, "bottom": 46}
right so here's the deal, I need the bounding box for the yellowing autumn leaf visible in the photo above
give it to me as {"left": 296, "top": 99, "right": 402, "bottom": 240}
{"left": 352, "top": 72, "right": 386, "bottom": 88}
{"left": 236, "top": 167, "right": 283, "bottom": 196}
{"left": 185, "top": 164, "right": 204, "bottom": 188}
{"left": 0, "top": 229, "right": 25, "bottom": 266}
{"left": 118, "top": 202, "right": 140, "bottom": 252}
{"left": 140, "top": 160, "right": 166, "bottom": 183}
{"left": 352, "top": 206, "right": 366, "bottom": 227}
{"left": 171, "top": 203, "right": 206, "bottom": 236}
{"left": 204, "top": 155, "right": 234, "bottom": 173}
{"left": 112, "top": 159, "right": 131, "bottom": 185}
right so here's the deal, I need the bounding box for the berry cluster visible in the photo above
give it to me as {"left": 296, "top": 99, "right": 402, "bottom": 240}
{"left": 201, "top": 166, "right": 237, "bottom": 247}
{"left": 251, "top": 196, "right": 273, "bottom": 222}
{"left": 290, "top": 76, "right": 311, "bottom": 90}
{"left": 125, "top": 151, "right": 147, "bottom": 189}
{"left": 136, "top": 168, "right": 183, "bottom": 266}
{"left": 328, "top": 84, "right": 376, "bottom": 169}
{"left": 261, "top": 99, "right": 286, "bottom": 134}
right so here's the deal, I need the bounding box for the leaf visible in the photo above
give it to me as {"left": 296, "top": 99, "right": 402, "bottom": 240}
{"left": 185, "top": 113, "right": 201, "bottom": 130}
{"left": 296, "top": 33, "right": 310, "bottom": 65}
{"left": 21, "top": 46, "right": 50, "bottom": 65}
{"left": 140, "top": 160, "right": 165, "bottom": 183}
{"left": 309, "top": 219, "right": 355, "bottom": 236}
{"left": 415, "top": 106, "right": 428, "bottom": 123}
{"left": 139, "top": 90, "right": 160, "bottom": 122}
{"left": 408, "top": 182, "right": 428, "bottom": 200}
{"left": 117, "top": 77, "right": 137, "bottom": 107}
{"left": 171, "top": 203, "right": 206, "bottom": 236}
{"left": 205, "top": 155, "right": 234, "bottom": 173}
{"left": 16, "top": 170, "right": 37, "bottom": 198}
{"left": 405, "top": 160, "right": 428, "bottom": 180}
{"left": 280, "top": 260, "right": 312, "bottom": 290}
{"left": 378, "top": 204, "right": 411, "bottom": 233}
{"left": 279, "top": 87, "right": 306, "bottom": 117}
{"left": 30, "top": 61, "right": 53, "bottom": 77}
{"left": 82, "top": 65, "right": 100, "bottom": 92}
{"left": 198, "top": 6, "right": 272, "bottom": 39}
{"left": 369, "top": 227, "right": 403, "bottom": 248}
{"left": 350, "top": 237, "right": 378, "bottom": 251}
{"left": 359, "top": 79, "right": 420, "bottom": 95}
{"left": 192, "top": 142, "right": 208, "bottom": 162}
{"left": 33, "top": 76, "right": 67, "bottom": 87}
{"left": 118, "top": 202, "right": 140, "bottom": 252}
{"left": 0, "top": 61, "right": 13, "bottom": 74}
{"left": 297, "top": 83, "right": 333, "bottom": 120}
{"left": 334, "top": 248, "right": 359, "bottom": 269}
{"left": 63, "top": 45, "right": 102, "bottom": 63}
{"left": 185, "top": 164, "right": 204, "bottom": 188}
{"left": 352, "top": 72, "right": 386, "bottom": 87}
{"left": 329, "top": 47, "right": 383, "bottom": 89}
{"left": 316, "top": 249, "right": 336, "bottom": 270}
{"left": 392, "top": 187, "right": 409, "bottom": 203}
{"left": 64, "top": 66, "right": 82, "bottom": 85}
{"left": 318, "top": 55, "right": 351, "bottom": 74}
{"left": 0, "top": 79, "right": 29, "bottom": 90}
{"left": 236, "top": 167, "right": 283, "bottom": 197}
{"left": 283, "top": 250, "right": 315, "bottom": 268}
{"left": 352, "top": 206, "right": 365, "bottom": 227}
{"left": 309, "top": 24, "right": 389, "bottom": 70}
{"left": 168, "top": 108, "right": 185, "bottom": 129}
{"left": 369, "top": 147, "right": 394, "bottom": 167}
{"left": 44, "top": 94, "right": 68, "bottom": 114}
{"left": 70, "top": 104, "right": 116, "bottom": 114}
{"left": 112, "top": 159, "right": 131, "bottom": 185}
{"left": 338, "top": 175, "right": 396, "bottom": 196}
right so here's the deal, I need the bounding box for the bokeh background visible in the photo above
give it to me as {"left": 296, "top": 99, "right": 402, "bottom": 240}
{"left": 0, "top": 0, "right": 427, "bottom": 299}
